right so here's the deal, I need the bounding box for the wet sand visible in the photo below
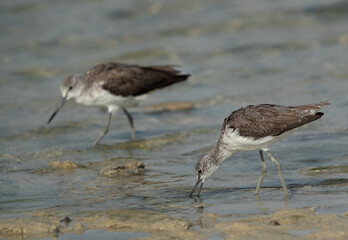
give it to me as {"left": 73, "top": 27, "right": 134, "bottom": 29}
{"left": 1, "top": 208, "right": 347, "bottom": 239}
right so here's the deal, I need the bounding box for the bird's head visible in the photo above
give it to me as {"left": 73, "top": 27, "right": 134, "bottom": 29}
{"left": 47, "top": 74, "right": 84, "bottom": 124}
{"left": 61, "top": 74, "right": 84, "bottom": 101}
{"left": 189, "top": 152, "right": 220, "bottom": 197}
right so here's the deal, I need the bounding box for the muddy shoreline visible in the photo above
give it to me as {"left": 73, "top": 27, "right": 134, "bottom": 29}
{"left": 1, "top": 208, "right": 347, "bottom": 239}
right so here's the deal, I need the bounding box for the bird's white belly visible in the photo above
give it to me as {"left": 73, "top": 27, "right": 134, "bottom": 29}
{"left": 221, "top": 128, "right": 296, "bottom": 152}
{"left": 76, "top": 88, "right": 147, "bottom": 110}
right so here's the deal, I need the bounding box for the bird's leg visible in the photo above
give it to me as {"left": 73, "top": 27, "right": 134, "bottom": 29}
{"left": 255, "top": 150, "right": 267, "bottom": 195}
{"left": 265, "top": 150, "right": 290, "bottom": 197}
{"left": 93, "top": 112, "right": 112, "bottom": 146}
{"left": 122, "top": 108, "right": 136, "bottom": 140}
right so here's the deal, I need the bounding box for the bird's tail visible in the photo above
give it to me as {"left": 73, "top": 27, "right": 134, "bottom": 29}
{"left": 296, "top": 100, "right": 330, "bottom": 114}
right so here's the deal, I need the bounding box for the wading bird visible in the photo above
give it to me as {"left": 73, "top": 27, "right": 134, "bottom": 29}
{"left": 190, "top": 101, "right": 329, "bottom": 198}
{"left": 47, "top": 63, "right": 189, "bottom": 145}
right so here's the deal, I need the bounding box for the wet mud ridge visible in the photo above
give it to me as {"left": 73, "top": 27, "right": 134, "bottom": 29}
{"left": 1, "top": 208, "right": 348, "bottom": 239}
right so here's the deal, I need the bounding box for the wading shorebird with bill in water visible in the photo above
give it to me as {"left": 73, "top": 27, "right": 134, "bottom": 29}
{"left": 190, "top": 101, "right": 330, "bottom": 198}
{"left": 47, "top": 62, "right": 190, "bottom": 145}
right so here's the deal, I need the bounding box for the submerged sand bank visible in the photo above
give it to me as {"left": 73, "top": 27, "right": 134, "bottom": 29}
{"left": 1, "top": 208, "right": 347, "bottom": 239}
{"left": 0, "top": 208, "right": 195, "bottom": 240}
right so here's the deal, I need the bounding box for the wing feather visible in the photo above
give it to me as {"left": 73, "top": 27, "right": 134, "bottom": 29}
{"left": 222, "top": 102, "right": 328, "bottom": 139}
{"left": 85, "top": 63, "right": 189, "bottom": 97}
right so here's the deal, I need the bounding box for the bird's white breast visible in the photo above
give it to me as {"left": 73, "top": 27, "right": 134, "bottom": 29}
{"left": 74, "top": 83, "right": 147, "bottom": 112}
{"left": 220, "top": 127, "right": 295, "bottom": 152}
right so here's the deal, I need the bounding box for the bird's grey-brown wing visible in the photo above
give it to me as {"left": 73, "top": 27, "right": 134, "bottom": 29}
{"left": 223, "top": 103, "right": 327, "bottom": 139}
{"left": 85, "top": 63, "right": 189, "bottom": 97}
{"left": 294, "top": 100, "right": 330, "bottom": 113}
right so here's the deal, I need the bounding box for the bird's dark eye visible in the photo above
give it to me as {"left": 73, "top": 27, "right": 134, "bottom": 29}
{"left": 69, "top": 86, "right": 73, "bottom": 90}
{"left": 197, "top": 170, "right": 202, "bottom": 174}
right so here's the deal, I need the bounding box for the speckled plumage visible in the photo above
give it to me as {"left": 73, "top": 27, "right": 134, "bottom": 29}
{"left": 190, "top": 101, "right": 330, "bottom": 198}
{"left": 222, "top": 102, "right": 327, "bottom": 139}
{"left": 84, "top": 63, "right": 188, "bottom": 97}
{"left": 48, "top": 62, "right": 190, "bottom": 145}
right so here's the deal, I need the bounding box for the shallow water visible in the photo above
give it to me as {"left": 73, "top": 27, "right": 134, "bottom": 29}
{"left": 1, "top": 0, "right": 348, "bottom": 239}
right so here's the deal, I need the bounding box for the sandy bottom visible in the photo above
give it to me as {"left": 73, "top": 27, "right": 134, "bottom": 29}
{"left": 1, "top": 208, "right": 347, "bottom": 239}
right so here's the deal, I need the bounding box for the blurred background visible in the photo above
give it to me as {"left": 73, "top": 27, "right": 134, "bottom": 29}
{"left": 1, "top": 0, "right": 348, "bottom": 239}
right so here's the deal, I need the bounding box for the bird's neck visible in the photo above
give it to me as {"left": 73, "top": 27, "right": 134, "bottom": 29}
{"left": 211, "top": 136, "right": 236, "bottom": 165}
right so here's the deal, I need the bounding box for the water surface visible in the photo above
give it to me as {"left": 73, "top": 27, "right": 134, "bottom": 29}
{"left": 1, "top": 0, "right": 348, "bottom": 239}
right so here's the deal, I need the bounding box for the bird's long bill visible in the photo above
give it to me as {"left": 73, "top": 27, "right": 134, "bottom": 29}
{"left": 47, "top": 97, "right": 67, "bottom": 124}
{"left": 189, "top": 177, "right": 203, "bottom": 197}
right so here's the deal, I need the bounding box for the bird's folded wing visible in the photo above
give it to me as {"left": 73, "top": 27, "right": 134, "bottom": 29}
{"left": 223, "top": 104, "right": 324, "bottom": 139}
{"left": 85, "top": 63, "right": 189, "bottom": 97}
